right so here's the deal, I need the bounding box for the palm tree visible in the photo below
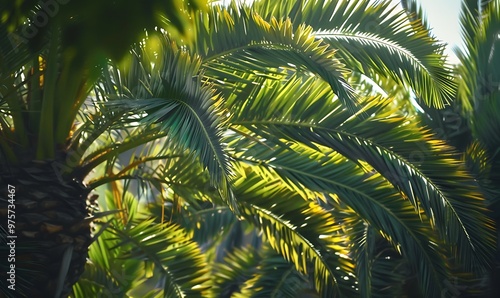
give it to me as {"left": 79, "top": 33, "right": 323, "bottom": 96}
{"left": 1, "top": 0, "right": 495, "bottom": 297}
{"left": 0, "top": 1, "right": 204, "bottom": 297}
{"left": 401, "top": 0, "right": 500, "bottom": 296}
{"left": 81, "top": 0, "right": 494, "bottom": 297}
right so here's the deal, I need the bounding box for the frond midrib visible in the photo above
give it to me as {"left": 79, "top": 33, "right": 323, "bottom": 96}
{"left": 315, "top": 30, "right": 430, "bottom": 75}
{"left": 270, "top": 266, "right": 295, "bottom": 298}
{"left": 112, "top": 227, "right": 186, "bottom": 298}
{"left": 201, "top": 40, "right": 334, "bottom": 68}
{"left": 243, "top": 156, "right": 443, "bottom": 291}
{"left": 230, "top": 119, "right": 473, "bottom": 247}
{"left": 174, "top": 98, "right": 227, "bottom": 178}
{"left": 242, "top": 201, "right": 342, "bottom": 297}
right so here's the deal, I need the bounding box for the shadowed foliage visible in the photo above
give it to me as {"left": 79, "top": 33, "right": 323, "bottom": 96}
{"left": 1, "top": 0, "right": 496, "bottom": 297}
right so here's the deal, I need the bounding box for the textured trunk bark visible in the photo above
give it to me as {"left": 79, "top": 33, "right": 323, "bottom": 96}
{"left": 1, "top": 160, "right": 94, "bottom": 297}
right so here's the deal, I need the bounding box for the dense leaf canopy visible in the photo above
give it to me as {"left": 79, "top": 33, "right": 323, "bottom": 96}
{"left": 1, "top": 0, "right": 497, "bottom": 297}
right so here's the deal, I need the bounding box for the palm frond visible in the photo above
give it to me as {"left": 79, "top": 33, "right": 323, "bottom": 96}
{"left": 252, "top": 0, "right": 455, "bottom": 108}
{"left": 232, "top": 166, "right": 357, "bottom": 297}
{"left": 234, "top": 245, "right": 314, "bottom": 298}
{"left": 350, "top": 219, "right": 376, "bottom": 298}
{"left": 226, "top": 74, "right": 495, "bottom": 275}
{"left": 182, "top": 206, "right": 238, "bottom": 249}
{"left": 71, "top": 227, "right": 136, "bottom": 297}
{"left": 350, "top": 216, "right": 412, "bottom": 298}
{"left": 457, "top": 0, "right": 500, "bottom": 153}
{"left": 72, "top": 186, "right": 213, "bottom": 298}
{"left": 96, "top": 33, "right": 235, "bottom": 210}
{"left": 456, "top": 0, "right": 500, "bottom": 114}
{"left": 109, "top": 218, "right": 212, "bottom": 298}
{"left": 231, "top": 140, "right": 447, "bottom": 297}
{"left": 72, "top": 192, "right": 144, "bottom": 297}
{"left": 465, "top": 141, "right": 500, "bottom": 213}
{"left": 400, "top": 0, "right": 431, "bottom": 31}
{"left": 194, "top": 2, "right": 358, "bottom": 111}
{"left": 455, "top": 0, "right": 500, "bottom": 226}
{"left": 212, "top": 246, "right": 261, "bottom": 297}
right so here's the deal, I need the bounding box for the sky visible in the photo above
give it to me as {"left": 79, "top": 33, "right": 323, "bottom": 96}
{"left": 411, "top": 0, "right": 463, "bottom": 63}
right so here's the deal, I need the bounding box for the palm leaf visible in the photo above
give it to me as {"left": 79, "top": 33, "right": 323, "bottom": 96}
{"left": 181, "top": 206, "right": 238, "bottom": 250}
{"left": 456, "top": 0, "right": 500, "bottom": 115}
{"left": 252, "top": 0, "right": 456, "bottom": 108}
{"left": 400, "top": 0, "right": 431, "bottom": 31}
{"left": 211, "top": 246, "right": 261, "bottom": 297}
{"left": 71, "top": 227, "right": 137, "bottom": 297}
{"left": 194, "top": 2, "right": 358, "bottom": 111}
{"left": 96, "top": 33, "right": 235, "bottom": 210}
{"left": 227, "top": 75, "right": 494, "bottom": 275}
{"left": 232, "top": 139, "right": 448, "bottom": 297}
{"left": 72, "top": 192, "right": 146, "bottom": 297}
{"left": 234, "top": 245, "right": 314, "bottom": 298}
{"left": 232, "top": 165, "right": 357, "bottom": 297}
{"left": 109, "top": 218, "right": 212, "bottom": 298}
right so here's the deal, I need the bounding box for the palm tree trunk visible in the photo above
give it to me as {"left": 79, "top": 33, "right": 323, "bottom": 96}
{"left": 1, "top": 159, "right": 94, "bottom": 297}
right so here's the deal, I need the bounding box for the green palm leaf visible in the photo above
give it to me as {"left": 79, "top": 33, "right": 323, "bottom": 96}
{"left": 182, "top": 206, "right": 238, "bottom": 249}
{"left": 212, "top": 246, "right": 261, "bottom": 297}
{"left": 71, "top": 227, "right": 137, "bottom": 297}
{"left": 72, "top": 192, "right": 150, "bottom": 297}
{"left": 252, "top": 0, "right": 456, "bottom": 108}
{"left": 72, "top": 188, "right": 213, "bottom": 298}
{"left": 97, "top": 33, "right": 235, "bottom": 210}
{"left": 109, "top": 218, "right": 212, "bottom": 298}
{"left": 350, "top": 214, "right": 413, "bottom": 297}
{"left": 227, "top": 74, "right": 494, "bottom": 275}
{"left": 456, "top": 0, "right": 500, "bottom": 155}
{"left": 456, "top": 0, "right": 500, "bottom": 112}
{"left": 232, "top": 166, "right": 356, "bottom": 297}
{"left": 232, "top": 140, "right": 447, "bottom": 297}
{"left": 234, "top": 246, "right": 314, "bottom": 298}
{"left": 194, "top": 2, "right": 358, "bottom": 111}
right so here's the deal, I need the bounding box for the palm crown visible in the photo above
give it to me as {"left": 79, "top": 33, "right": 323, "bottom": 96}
{"left": 0, "top": 0, "right": 496, "bottom": 297}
